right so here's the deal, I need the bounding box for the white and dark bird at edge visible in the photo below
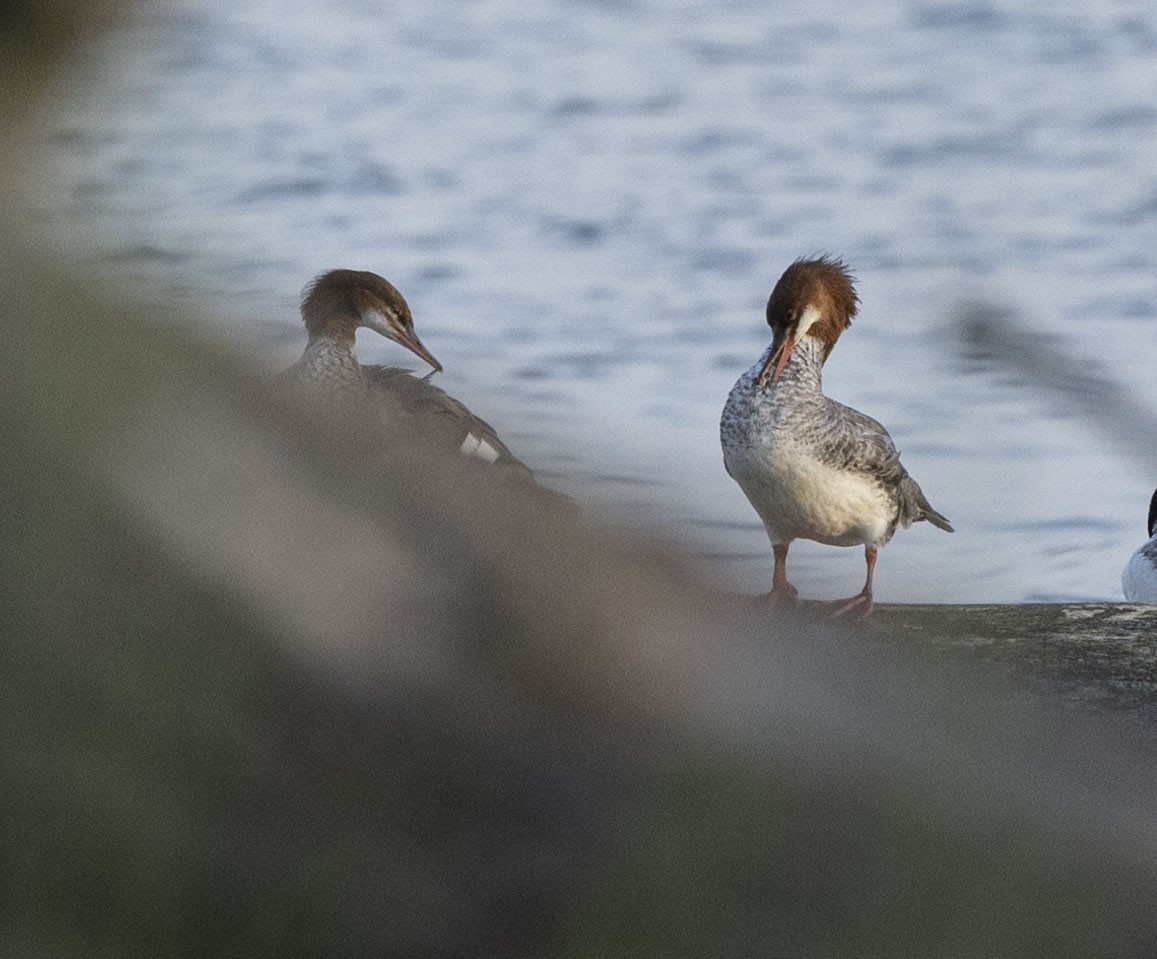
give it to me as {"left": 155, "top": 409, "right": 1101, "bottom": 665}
{"left": 1122, "top": 489, "right": 1157, "bottom": 602}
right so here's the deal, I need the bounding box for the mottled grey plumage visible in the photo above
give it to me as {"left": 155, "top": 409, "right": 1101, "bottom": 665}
{"left": 723, "top": 338, "right": 950, "bottom": 548}
{"left": 280, "top": 335, "right": 369, "bottom": 403}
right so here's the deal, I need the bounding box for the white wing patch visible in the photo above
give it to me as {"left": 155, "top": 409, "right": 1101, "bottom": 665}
{"left": 459, "top": 432, "right": 501, "bottom": 464}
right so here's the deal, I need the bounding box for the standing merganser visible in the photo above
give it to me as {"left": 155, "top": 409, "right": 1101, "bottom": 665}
{"left": 720, "top": 256, "right": 953, "bottom": 616}
{"left": 282, "top": 269, "right": 530, "bottom": 473}
{"left": 1121, "top": 489, "right": 1157, "bottom": 601}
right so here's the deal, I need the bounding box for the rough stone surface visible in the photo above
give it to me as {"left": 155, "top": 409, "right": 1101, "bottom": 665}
{"left": 864, "top": 603, "right": 1157, "bottom": 732}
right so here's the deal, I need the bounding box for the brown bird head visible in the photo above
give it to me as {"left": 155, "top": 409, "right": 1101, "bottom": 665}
{"left": 301, "top": 269, "right": 442, "bottom": 372}
{"left": 758, "top": 256, "right": 859, "bottom": 387}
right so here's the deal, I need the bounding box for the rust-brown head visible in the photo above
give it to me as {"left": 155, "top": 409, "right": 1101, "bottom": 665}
{"left": 756, "top": 256, "right": 859, "bottom": 388}
{"left": 300, "top": 269, "right": 442, "bottom": 372}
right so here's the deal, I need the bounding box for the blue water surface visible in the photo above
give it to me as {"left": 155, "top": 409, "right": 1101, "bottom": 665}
{"left": 31, "top": 0, "right": 1157, "bottom": 602}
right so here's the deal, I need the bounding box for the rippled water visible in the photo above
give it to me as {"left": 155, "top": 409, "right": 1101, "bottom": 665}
{"left": 29, "top": 0, "right": 1157, "bottom": 602}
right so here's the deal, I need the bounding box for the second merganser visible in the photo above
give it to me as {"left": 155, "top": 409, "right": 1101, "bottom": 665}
{"left": 1122, "top": 489, "right": 1157, "bottom": 601}
{"left": 286, "top": 268, "right": 442, "bottom": 394}
{"left": 720, "top": 256, "right": 953, "bottom": 616}
{"left": 282, "top": 269, "right": 530, "bottom": 473}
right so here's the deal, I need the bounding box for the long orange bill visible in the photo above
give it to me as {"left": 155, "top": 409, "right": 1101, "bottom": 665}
{"left": 396, "top": 328, "right": 443, "bottom": 373}
{"left": 756, "top": 332, "right": 796, "bottom": 389}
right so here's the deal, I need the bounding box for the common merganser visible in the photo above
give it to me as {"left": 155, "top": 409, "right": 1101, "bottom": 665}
{"left": 720, "top": 256, "right": 953, "bottom": 616}
{"left": 1121, "top": 489, "right": 1157, "bottom": 601}
{"left": 282, "top": 269, "right": 530, "bottom": 473}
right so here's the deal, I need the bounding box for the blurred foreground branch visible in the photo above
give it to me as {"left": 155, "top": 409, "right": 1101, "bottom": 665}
{"left": 961, "top": 304, "right": 1157, "bottom": 474}
{"left": 2, "top": 243, "right": 1157, "bottom": 959}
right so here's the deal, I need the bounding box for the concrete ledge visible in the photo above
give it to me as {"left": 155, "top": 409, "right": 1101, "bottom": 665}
{"left": 865, "top": 603, "right": 1157, "bottom": 730}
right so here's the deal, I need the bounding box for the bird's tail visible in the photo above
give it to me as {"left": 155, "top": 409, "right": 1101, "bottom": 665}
{"left": 921, "top": 505, "right": 954, "bottom": 533}
{"left": 900, "top": 477, "right": 954, "bottom": 533}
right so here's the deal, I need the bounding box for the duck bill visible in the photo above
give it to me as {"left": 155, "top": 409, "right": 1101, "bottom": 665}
{"left": 757, "top": 331, "right": 796, "bottom": 388}
{"left": 396, "top": 329, "right": 443, "bottom": 373}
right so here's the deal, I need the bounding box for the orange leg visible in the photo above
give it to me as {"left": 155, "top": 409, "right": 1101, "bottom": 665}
{"left": 769, "top": 542, "right": 799, "bottom": 607}
{"left": 828, "top": 545, "right": 877, "bottom": 618}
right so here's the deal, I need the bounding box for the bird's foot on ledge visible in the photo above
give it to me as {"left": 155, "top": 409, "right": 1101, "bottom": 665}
{"left": 809, "top": 590, "right": 874, "bottom": 619}
{"left": 764, "top": 581, "right": 800, "bottom": 609}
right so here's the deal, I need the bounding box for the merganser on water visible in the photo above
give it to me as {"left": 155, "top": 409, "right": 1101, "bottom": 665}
{"left": 720, "top": 256, "right": 953, "bottom": 616}
{"left": 1121, "top": 489, "right": 1157, "bottom": 601}
{"left": 282, "top": 269, "right": 530, "bottom": 473}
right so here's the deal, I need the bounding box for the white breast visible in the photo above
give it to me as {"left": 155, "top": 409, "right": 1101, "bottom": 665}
{"left": 726, "top": 436, "right": 894, "bottom": 547}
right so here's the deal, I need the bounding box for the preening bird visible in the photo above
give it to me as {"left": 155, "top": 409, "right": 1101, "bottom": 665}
{"left": 720, "top": 256, "right": 952, "bottom": 616}
{"left": 281, "top": 268, "right": 532, "bottom": 476}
